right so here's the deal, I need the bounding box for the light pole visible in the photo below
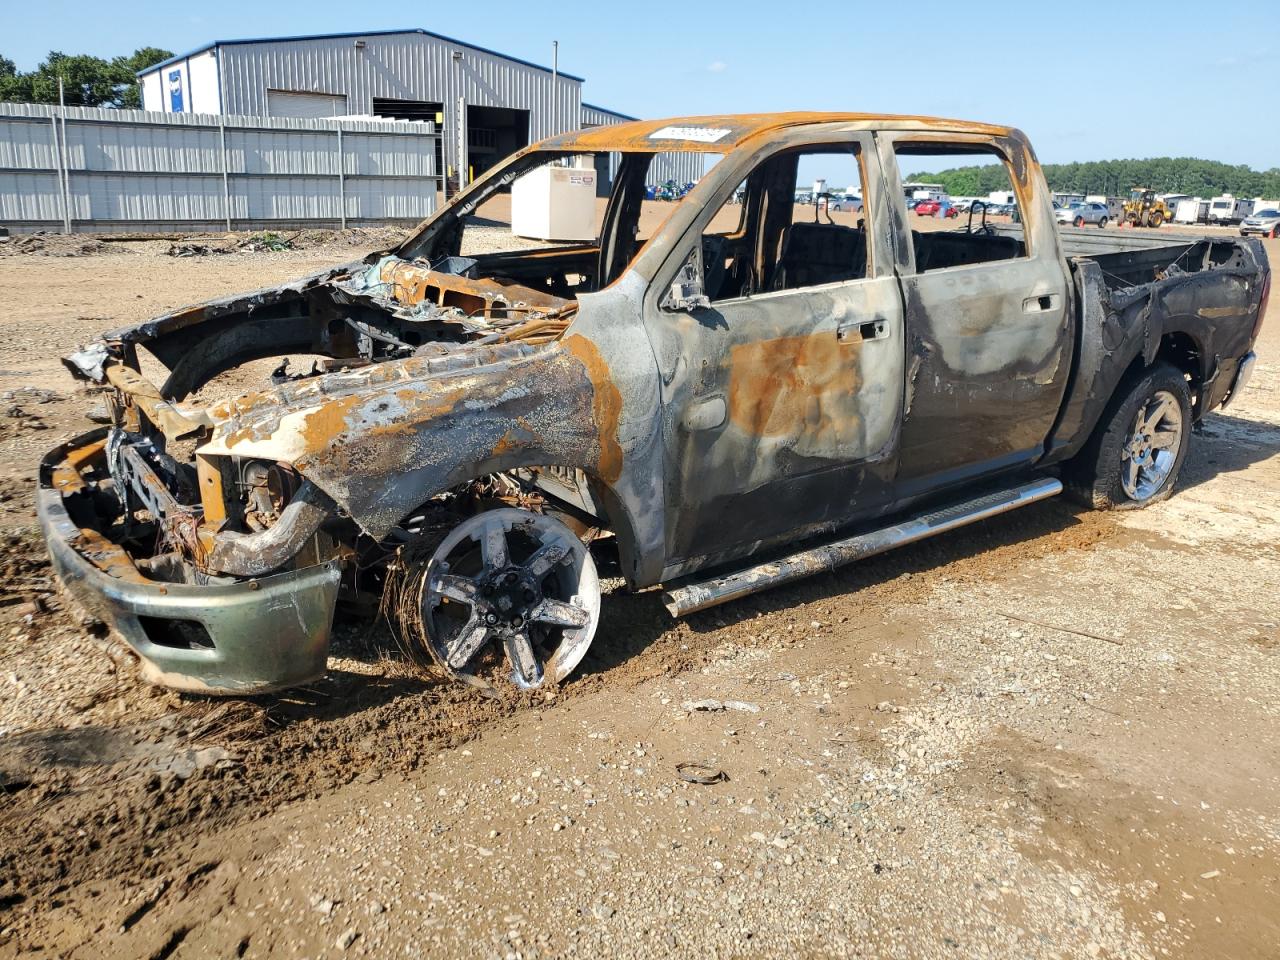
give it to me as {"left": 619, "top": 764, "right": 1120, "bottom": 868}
{"left": 551, "top": 40, "right": 559, "bottom": 136}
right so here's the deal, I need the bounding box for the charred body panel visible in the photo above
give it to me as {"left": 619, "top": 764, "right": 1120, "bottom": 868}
{"left": 1044, "top": 238, "right": 1269, "bottom": 463}
{"left": 877, "top": 130, "right": 1073, "bottom": 498}
{"left": 200, "top": 336, "right": 622, "bottom": 542}
{"left": 652, "top": 281, "right": 905, "bottom": 576}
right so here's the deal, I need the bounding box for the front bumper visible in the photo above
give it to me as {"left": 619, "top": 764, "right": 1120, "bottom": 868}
{"left": 38, "top": 429, "right": 342, "bottom": 695}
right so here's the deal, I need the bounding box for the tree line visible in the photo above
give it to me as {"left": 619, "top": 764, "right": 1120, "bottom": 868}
{"left": 908, "top": 157, "right": 1280, "bottom": 200}
{"left": 0, "top": 49, "right": 173, "bottom": 110}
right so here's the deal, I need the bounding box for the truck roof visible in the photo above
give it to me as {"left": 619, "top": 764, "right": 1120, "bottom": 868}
{"left": 538, "top": 112, "right": 1016, "bottom": 154}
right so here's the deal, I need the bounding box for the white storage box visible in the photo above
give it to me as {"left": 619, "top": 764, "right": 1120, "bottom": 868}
{"left": 511, "top": 163, "right": 598, "bottom": 241}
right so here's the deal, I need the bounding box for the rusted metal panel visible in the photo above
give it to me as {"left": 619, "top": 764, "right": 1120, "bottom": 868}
{"left": 194, "top": 337, "right": 618, "bottom": 540}
{"left": 541, "top": 112, "right": 1017, "bottom": 155}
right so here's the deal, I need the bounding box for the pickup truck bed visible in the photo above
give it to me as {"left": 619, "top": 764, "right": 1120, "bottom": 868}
{"left": 1039, "top": 228, "right": 1266, "bottom": 465}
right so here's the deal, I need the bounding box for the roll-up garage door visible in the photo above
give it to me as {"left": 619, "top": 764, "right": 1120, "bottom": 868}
{"left": 266, "top": 90, "right": 348, "bottom": 119}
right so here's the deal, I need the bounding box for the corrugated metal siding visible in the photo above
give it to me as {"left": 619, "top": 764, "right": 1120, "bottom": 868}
{"left": 218, "top": 33, "right": 582, "bottom": 142}
{"left": 578, "top": 104, "right": 705, "bottom": 188}
{"left": 266, "top": 90, "right": 349, "bottom": 118}
{"left": 580, "top": 105, "right": 631, "bottom": 127}
{"left": 0, "top": 114, "right": 59, "bottom": 169}
{"left": 0, "top": 102, "right": 441, "bottom": 233}
{"left": 648, "top": 152, "right": 705, "bottom": 187}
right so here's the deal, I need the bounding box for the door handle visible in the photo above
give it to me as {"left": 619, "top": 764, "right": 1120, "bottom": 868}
{"left": 1023, "top": 293, "right": 1061, "bottom": 313}
{"left": 837, "top": 317, "right": 890, "bottom": 343}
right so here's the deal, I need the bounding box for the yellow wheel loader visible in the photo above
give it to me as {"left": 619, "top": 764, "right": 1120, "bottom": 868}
{"left": 1124, "top": 188, "right": 1171, "bottom": 228}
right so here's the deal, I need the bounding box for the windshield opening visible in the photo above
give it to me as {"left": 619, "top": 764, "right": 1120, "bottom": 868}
{"left": 396, "top": 147, "right": 719, "bottom": 296}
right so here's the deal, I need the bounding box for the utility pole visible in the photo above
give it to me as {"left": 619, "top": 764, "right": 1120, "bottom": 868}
{"left": 57, "top": 76, "right": 71, "bottom": 233}
{"left": 551, "top": 40, "right": 559, "bottom": 136}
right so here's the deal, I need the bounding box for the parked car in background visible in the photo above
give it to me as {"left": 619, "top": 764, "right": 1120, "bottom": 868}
{"left": 1240, "top": 208, "right": 1280, "bottom": 238}
{"left": 1056, "top": 201, "right": 1111, "bottom": 228}
{"left": 914, "top": 198, "right": 957, "bottom": 218}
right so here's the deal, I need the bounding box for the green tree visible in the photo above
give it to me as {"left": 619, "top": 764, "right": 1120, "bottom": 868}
{"left": 0, "top": 47, "right": 172, "bottom": 108}
{"left": 111, "top": 47, "right": 172, "bottom": 108}
{"left": 909, "top": 157, "right": 1280, "bottom": 201}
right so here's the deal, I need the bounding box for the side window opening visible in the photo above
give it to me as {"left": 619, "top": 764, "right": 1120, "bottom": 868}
{"left": 893, "top": 143, "right": 1028, "bottom": 273}
{"left": 699, "top": 144, "right": 867, "bottom": 303}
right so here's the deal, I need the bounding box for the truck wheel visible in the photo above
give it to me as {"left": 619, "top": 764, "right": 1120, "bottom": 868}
{"left": 1098, "top": 217, "right": 1108, "bottom": 229}
{"left": 392, "top": 507, "right": 601, "bottom": 689}
{"left": 1066, "top": 364, "right": 1192, "bottom": 510}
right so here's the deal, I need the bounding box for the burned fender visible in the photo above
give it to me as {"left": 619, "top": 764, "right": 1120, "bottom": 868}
{"left": 197, "top": 336, "right": 626, "bottom": 542}
{"left": 1044, "top": 242, "right": 1266, "bottom": 463}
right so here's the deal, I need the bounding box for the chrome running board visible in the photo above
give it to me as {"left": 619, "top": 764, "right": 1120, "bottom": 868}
{"left": 661, "top": 476, "right": 1063, "bottom": 617}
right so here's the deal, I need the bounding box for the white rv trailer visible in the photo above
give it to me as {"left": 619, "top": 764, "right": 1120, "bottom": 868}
{"left": 903, "top": 182, "right": 946, "bottom": 201}
{"left": 1174, "top": 198, "right": 1209, "bottom": 224}
{"left": 1208, "top": 194, "right": 1254, "bottom": 225}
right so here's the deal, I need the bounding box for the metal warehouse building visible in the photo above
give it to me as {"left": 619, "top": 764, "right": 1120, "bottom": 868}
{"left": 139, "top": 29, "right": 702, "bottom": 188}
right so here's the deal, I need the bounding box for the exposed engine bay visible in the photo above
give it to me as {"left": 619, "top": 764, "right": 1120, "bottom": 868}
{"left": 45, "top": 225, "right": 619, "bottom": 694}
{"left": 59, "top": 246, "right": 601, "bottom": 579}
{"left": 44, "top": 142, "right": 684, "bottom": 693}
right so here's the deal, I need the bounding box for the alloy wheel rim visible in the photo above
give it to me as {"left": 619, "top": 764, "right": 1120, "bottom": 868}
{"left": 420, "top": 508, "right": 600, "bottom": 689}
{"left": 1120, "top": 390, "right": 1183, "bottom": 501}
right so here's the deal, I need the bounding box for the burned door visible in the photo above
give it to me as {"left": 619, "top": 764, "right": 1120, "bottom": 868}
{"left": 643, "top": 133, "right": 906, "bottom": 578}
{"left": 878, "top": 134, "right": 1071, "bottom": 497}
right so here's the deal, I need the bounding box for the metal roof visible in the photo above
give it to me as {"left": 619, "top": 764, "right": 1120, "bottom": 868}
{"left": 139, "top": 28, "right": 586, "bottom": 82}
{"left": 581, "top": 102, "right": 638, "bottom": 122}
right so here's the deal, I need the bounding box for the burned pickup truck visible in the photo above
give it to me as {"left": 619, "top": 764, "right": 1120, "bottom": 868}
{"left": 39, "top": 113, "right": 1268, "bottom": 694}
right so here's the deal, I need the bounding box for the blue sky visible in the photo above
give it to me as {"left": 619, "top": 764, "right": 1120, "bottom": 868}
{"left": 5, "top": 0, "right": 1276, "bottom": 169}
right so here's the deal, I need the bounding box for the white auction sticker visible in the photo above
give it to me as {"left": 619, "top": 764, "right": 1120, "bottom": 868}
{"left": 647, "top": 126, "right": 732, "bottom": 143}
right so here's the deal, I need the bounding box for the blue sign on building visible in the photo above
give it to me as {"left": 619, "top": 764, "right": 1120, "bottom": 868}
{"left": 168, "top": 69, "right": 184, "bottom": 112}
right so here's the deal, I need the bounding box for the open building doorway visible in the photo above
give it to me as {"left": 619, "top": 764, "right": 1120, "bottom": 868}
{"left": 466, "top": 106, "right": 530, "bottom": 181}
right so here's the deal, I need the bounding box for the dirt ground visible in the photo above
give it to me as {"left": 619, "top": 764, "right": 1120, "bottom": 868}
{"left": 0, "top": 220, "right": 1276, "bottom": 960}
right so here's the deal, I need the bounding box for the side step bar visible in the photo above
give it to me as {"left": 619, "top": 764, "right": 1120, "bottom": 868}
{"left": 661, "top": 477, "right": 1063, "bottom": 617}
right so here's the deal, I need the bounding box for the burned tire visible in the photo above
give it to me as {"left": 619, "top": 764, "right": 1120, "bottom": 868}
{"left": 1065, "top": 363, "right": 1192, "bottom": 510}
